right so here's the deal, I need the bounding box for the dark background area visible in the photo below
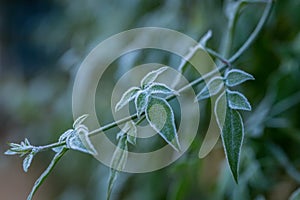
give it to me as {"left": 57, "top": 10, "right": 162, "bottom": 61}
{"left": 0, "top": 0, "right": 300, "bottom": 199}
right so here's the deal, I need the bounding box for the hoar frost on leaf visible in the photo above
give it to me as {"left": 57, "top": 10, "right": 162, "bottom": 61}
{"left": 145, "top": 96, "right": 181, "bottom": 151}
{"left": 225, "top": 69, "right": 254, "bottom": 87}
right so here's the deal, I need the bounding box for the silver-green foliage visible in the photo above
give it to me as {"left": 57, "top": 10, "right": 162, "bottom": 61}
{"left": 5, "top": 115, "right": 96, "bottom": 200}
{"left": 107, "top": 67, "right": 180, "bottom": 200}
{"left": 115, "top": 67, "right": 180, "bottom": 150}
{"left": 197, "top": 69, "right": 254, "bottom": 182}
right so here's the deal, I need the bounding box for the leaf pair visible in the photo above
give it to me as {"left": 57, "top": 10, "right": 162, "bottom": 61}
{"left": 115, "top": 67, "right": 169, "bottom": 112}
{"left": 115, "top": 67, "right": 180, "bottom": 151}
{"left": 212, "top": 69, "right": 254, "bottom": 183}
{"left": 195, "top": 69, "right": 254, "bottom": 101}
{"left": 54, "top": 115, "right": 97, "bottom": 155}
{"left": 107, "top": 67, "right": 182, "bottom": 200}
{"left": 116, "top": 67, "right": 177, "bottom": 115}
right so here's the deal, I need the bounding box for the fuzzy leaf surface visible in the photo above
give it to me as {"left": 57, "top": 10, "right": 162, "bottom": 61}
{"left": 145, "top": 96, "right": 180, "bottom": 151}
{"left": 23, "top": 152, "right": 35, "bottom": 172}
{"left": 225, "top": 69, "right": 254, "bottom": 87}
{"left": 227, "top": 90, "right": 252, "bottom": 111}
{"left": 140, "top": 67, "right": 168, "bottom": 88}
{"left": 215, "top": 94, "right": 244, "bottom": 183}
{"left": 196, "top": 76, "right": 224, "bottom": 101}
{"left": 115, "top": 87, "right": 140, "bottom": 111}
{"left": 135, "top": 90, "right": 149, "bottom": 117}
{"left": 148, "top": 83, "right": 179, "bottom": 96}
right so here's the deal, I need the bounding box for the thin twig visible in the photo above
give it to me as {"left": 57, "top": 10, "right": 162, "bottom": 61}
{"left": 228, "top": 0, "right": 273, "bottom": 63}
{"left": 26, "top": 148, "right": 68, "bottom": 200}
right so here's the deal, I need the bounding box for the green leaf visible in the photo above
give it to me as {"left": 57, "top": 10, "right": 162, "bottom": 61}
{"left": 140, "top": 67, "right": 168, "bottom": 88}
{"left": 214, "top": 92, "right": 227, "bottom": 133}
{"left": 5, "top": 140, "right": 32, "bottom": 156}
{"left": 7, "top": 142, "right": 21, "bottom": 148}
{"left": 227, "top": 90, "right": 252, "bottom": 111}
{"left": 289, "top": 188, "right": 300, "bottom": 200}
{"left": 215, "top": 94, "right": 244, "bottom": 183}
{"left": 27, "top": 147, "right": 67, "bottom": 200}
{"left": 54, "top": 129, "right": 72, "bottom": 152}
{"left": 145, "top": 96, "right": 181, "bottom": 151}
{"left": 66, "top": 126, "right": 97, "bottom": 155}
{"left": 225, "top": 69, "right": 254, "bottom": 87}
{"left": 107, "top": 135, "right": 128, "bottom": 200}
{"left": 148, "top": 83, "right": 179, "bottom": 96}
{"left": 134, "top": 90, "right": 149, "bottom": 117}
{"left": 24, "top": 138, "right": 31, "bottom": 146}
{"left": 196, "top": 76, "right": 224, "bottom": 101}
{"left": 58, "top": 129, "right": 73, "bottom": 142}
{"left": 23, "top": 152, "right": 35, "bottom": 172}
{"left": 4, "top": 149, "right": 18, "bottom": 155}
{"left": 115, "top": 87, "right": 140, "bottom": 112}
{"left": 66, "top": 133, "right": 93, "bottom": 155}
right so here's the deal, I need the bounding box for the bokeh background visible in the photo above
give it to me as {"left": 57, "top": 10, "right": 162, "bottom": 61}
{"left": 1, "top": 0, "right": 300, "bottom": 200}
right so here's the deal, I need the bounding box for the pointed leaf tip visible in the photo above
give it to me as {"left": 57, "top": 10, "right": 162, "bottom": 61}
{"left": 115, "top": 87, "right": 140, "bottom": 112}
{"left": 227, "top": 90, "right": 252, "bottom": 111}
{"left": 73, "top": 114, "right": 89, "bottom": 128}
{"left": 216, "top": 102, "right": 244, "bottom": 182}
{"left": 140, "top": 67, "right": 168, "bottom": 88}
{"left": 23, "top": 152, "right": 35, "bottom": 172}
{"left": 145, "top": 96, "right": 181, "bottom": 151}
{"left": 225, "top": 69, "right": 254, "bottom": 87}
{"left": 134, "top": 91, "right": 149, "bottom": 118}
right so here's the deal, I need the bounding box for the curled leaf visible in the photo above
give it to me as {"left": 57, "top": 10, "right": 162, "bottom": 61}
{"left": 66, "top": 125, "right": 97, "bottom": 155}
{"left": 67, "top": 133, "right": 92, "bottom": 155}
{"left": 73, "top": 114, "right": 89, "bottom": 129}
{"left": 115, "top": 87, "right": 140, "bottom": 112}
{"left": 145, "top": 96, "right": 181, "bottom": 151}
{"left": 140, "top": 67, "right": 168, "bottom": 88}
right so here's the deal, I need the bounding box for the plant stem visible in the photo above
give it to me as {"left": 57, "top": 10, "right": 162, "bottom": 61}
{"left": 228, "top": 0, "right": 273, "bottom": 63}
{"left": 88, "top": 0, "right": 273, "bottom": 137}
{"left": 204, "top": 47, "right": 231, "bottom": 66}
{"left": 27, "top": 148, "right": 68, "bottom": 200}
{"left": 35, "top": 141, "right": 67, "bottom": 152}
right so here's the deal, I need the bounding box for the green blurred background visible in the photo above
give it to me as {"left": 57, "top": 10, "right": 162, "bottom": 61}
{"left": 0, "top": 0, "right": 300, "bottom": 200}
